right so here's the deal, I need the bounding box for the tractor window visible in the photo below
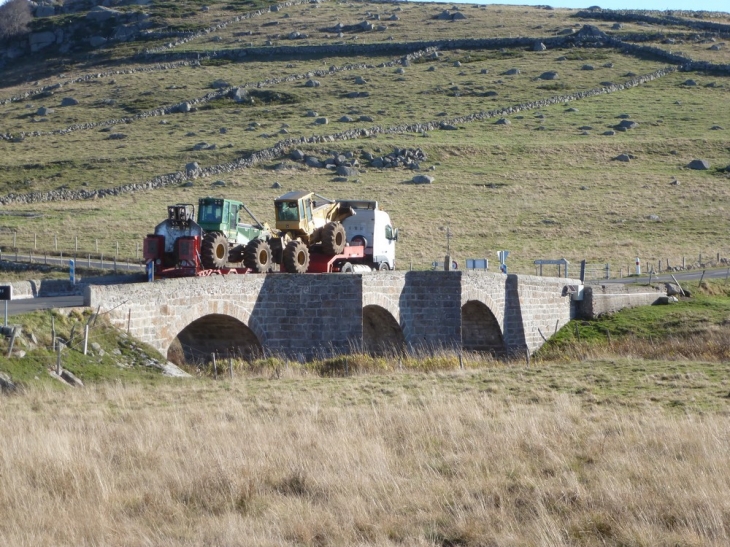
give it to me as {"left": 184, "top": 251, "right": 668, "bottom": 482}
{"left": 200, "top": 204, "right": 223, "bottom": 223}
{"left": 276, "top": 201, "right": 300, "bottom": 221}
{"left": 229, "top": 204, "right": 238, "bottom": 229}
{"left": 304, "top": 199, "right": 312, "bottom": 223}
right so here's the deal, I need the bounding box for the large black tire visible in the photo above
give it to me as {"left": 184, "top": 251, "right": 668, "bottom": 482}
{"left": 322, "top": 221, "right": 347, "bottom": 255}
{"left": 244, "top": 239, "right": 272, "bottom": 273}
{"left": 201, "top": 232, "right": 229, "bottom": 269}
{"left": 283, "top": 240, "right": 310, "bottom": 274}
{"left": 378, "top": 261, "right": 390, "bottom": 271}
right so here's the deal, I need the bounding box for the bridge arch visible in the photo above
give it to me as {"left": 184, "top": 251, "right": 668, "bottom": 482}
{"left": 362, "top": 304, "right": 405, "bottom": 356}
{"left": 461, "top": 300, "right": 506, "bottom": 355}
{"left": 168, "top": 313, "right": 263, "bottom": 366}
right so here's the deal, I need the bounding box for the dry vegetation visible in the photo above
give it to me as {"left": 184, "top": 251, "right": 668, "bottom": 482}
{"left": 1, "top": 365, "right": 729, "bottom": 546}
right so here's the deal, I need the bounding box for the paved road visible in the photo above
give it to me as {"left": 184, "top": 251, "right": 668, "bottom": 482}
{"left": 598, "top": 267, "right": 730, "bottom": 285}
{"left": 5, "top": 296, "right": 86, "bottom": 317}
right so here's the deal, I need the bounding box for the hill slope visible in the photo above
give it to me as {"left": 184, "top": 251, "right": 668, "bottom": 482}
{"left": 1, "top": 1, "right": 730, "bottom": 271}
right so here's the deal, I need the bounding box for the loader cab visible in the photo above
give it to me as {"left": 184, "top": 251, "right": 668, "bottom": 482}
{"left": 274, "top": 191, "right": 313, "bottom": 233}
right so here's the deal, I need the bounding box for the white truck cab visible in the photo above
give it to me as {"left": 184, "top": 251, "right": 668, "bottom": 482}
{"left": 338, "top": 200, "right": 398, "bottom": 270}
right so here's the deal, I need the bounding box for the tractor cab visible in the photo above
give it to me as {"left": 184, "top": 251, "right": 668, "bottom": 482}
{"left": 197, "top": 197, "right": 241, "bottom": 237}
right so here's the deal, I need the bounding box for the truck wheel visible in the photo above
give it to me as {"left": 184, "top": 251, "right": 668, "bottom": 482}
{"left": 201, "top": 232, "right": 228, "bottom": 269}
{"left": 340, "top": 262, "right": 353, "bottom": 274}
{"left": 283, "top": 240, "right": 310, "bottom": 274}
{"left": 244, "top": 239, "right": 272, "bottom": 273}
{"left": 378, "top": 262, "right": 390, "bottom": 271}
{"left": 322, "top": 222, "right": 346, "bottom": 255}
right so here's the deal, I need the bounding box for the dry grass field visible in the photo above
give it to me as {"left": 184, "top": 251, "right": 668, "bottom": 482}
{"left": 1, "top": 362, "right": 729, "bottom": 546}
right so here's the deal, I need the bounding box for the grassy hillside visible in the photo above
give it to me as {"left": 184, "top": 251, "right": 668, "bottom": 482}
{"left": 1, "top": 1, "right": 729, "bottom": 271}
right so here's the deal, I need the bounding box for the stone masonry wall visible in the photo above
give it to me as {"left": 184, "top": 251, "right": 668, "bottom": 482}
{"left": 577, "top": 284, "right": 666, "bottom": 319}
{"left": 504, "top": 274, "right": 581, "bottom": 353}
{"left": 86, "top": 273, "right": 362, "bottom": 359}
{"left": 85, "top": 271, "right": 584, "bottom": 359}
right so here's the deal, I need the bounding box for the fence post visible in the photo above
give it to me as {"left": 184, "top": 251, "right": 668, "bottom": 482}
{"left": 56, "top": 343, "right": 64, "bottom": 375}
{"left": 75, "top": 236, "right": 78, "bottom": 252}
{"left": 580, "top": 260, "right": 586, "bottom": 283}
{"left": 13, "top": 231, "right": 16, "bottom": 248}
{"left": 212, "top": 352, "right": 218, "bottom": 380}
{"left": 83, "top": 324, "right": 89, "bottom": 355}
{"left": 229, "top": 354, "right": 233, "bottom": 379}
{"left": 54, "top": 234, "right": 57, "bottom": 251}
{"left": 95, "top": 239, "right": 98, "bottom": 253}
{"left": 34, "top": 233, "right": 37, "bottom": 250}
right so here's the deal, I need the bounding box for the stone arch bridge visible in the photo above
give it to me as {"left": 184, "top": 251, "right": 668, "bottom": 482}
{"left": 86, "top": 271, "right": 578, "bottom": 363}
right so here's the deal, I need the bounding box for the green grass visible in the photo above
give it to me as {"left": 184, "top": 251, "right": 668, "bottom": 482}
{"left": 0, "top": 309, "right": 170, "bottom": 387}
{"left": 0, "top": 2, "right": 729, "bottom": 272}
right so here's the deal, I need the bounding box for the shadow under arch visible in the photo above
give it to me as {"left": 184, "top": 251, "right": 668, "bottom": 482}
{"left": 362, "top": 304, "right": 405, "bottom": 356}
{"left": 461, "top": 300, "right": 506, "bottom": 355}
{"left": 168, "top": 313, "right": 263, "bottom": 366}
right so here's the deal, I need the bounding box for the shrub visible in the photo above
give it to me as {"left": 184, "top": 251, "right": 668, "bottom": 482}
{"left": 0, "top": 0, "right": 32, "bottom": 43}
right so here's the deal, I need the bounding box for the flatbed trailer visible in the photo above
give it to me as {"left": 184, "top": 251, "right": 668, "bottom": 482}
{"left": 280, "top": 245, "right": 366, "bottom": 273}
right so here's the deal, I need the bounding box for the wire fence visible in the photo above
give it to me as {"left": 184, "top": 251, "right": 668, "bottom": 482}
{"left": 0, "top": 230, "right": 145, "bottom": 266}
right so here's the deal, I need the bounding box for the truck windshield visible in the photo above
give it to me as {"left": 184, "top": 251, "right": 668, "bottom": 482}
{"left": 276, "top": 201, "right": 300, "bottom": 221}
{"left": 200, "top": 204, "right": 223, "bottom": 223}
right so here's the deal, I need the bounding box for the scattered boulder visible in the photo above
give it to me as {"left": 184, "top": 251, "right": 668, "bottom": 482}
{"left": 176, "top": 102, "right": 192, "bottom": 113}
{"left": 683, "top": 79, "right": 698, "bottom": 86}
{"left": 305, "top": 156, "right": 324, "bottom": 168}
{"left": 291, "top": 149, "right": 305, "bottom": 161}
{"left": 305, "top": 110, "right": 318, "bottom": 117}
{"left": 453, "top": 61, "right": 462, "bottom": 67}
{"left": 211, "top": 79, "right": 231, "bottom": 89}
{"left": 534, "top": 42, "right": 546, "bottom": 51}
{"left": 336, "top": 166, "right": 358, "bottom": 177}
{"left": 339, "top": 116, "right": 354, "bottom": 122}
{"left": 480, "top": 68, "right": 489, "bottom": 74}
{"left": 452, "top": 11, "right": 467, "bottom": 20}
{"left": 688, "top": 159, "right": 710, "bottom": 170}
{"left": 36, "top": 106, "right": 53, "bottom": 116}
{"left": 89, "top": 36, "right": 108, "bottom": 48}
{"left": 412, "top": 175, "right": 434, "bottom": 184}
{"left": 305, "top": 79, "right": 320, "bottom": 87}
{"left": 185, "top": 162, "right": 200, "bottom": 175}
{"left": 539, "top": 71, "right": 558, "bottom": 80}
{"left": 503, "top": 68, "right": 520, "bottom": 75}
{"left": 603, "top": 130, "right": 616, "bottom": 136}
{"left": 354, "top": 76, "right": 367, "bottom": 85}
{"left": 581, "top": 64, "right": 595, "bottom": 70}
{"left": 612, "top": 23, "right": 623, "bottom": 30}
{"left": 495, "top": 118, "right": 511, "bottom": 125}
{"left": 427, "top": 66, "right": 436, "bottom": 72}
{"left": 439, "top": 123, "right": 458, "bottom": 130}
{"left": 107, "top": 133, "right": 128, "bottom": 140}
{"left": 613, "top": 154, "right": 631, "bottom": 162}
{"left": 359, "top": 115, "right": 374, "bottom": 122}
{"left": 272, "top": 181, "right": 282, "bottom": 189}
{"left": 616, "top": 119, "right": 638, "bottom": 130}
{"left": 395, "top": 67, "right": 405, "bottom": 74}
{"left": 0, "top": 371, "right": 16, "bottom": 393}
{"left": 314, "top": 117, "right": 328, "bottom": 125}
{"left": 647, "top": 214, "right": 660, "bottom": 221}
{"left": 61, "top": 97, "right": 79, "bottom": 107}
{"left": 710, "top": 125, "right": 724, "bottom": 130}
